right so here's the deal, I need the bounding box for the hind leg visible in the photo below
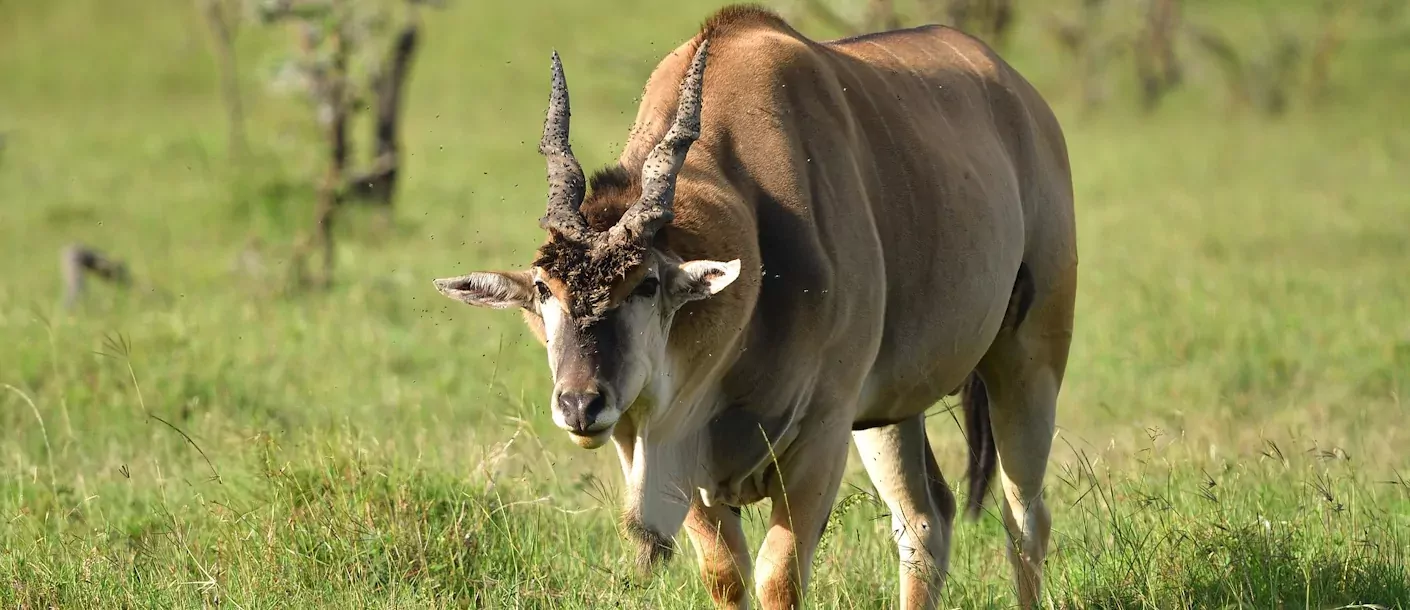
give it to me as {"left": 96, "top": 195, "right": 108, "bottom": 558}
{"left": 978, "top": 264, "right": 1074, "bottom": 607}
{"left": 854, "top": 415, "right": 957, "bottom": 609}
{"left": 982, "top": 367, "right": 1057, "bottom": 607}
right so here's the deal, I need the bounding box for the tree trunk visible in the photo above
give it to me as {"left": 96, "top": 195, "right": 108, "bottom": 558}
{"left": 201, "top": 0, "right": 247, "bottom": 160}
{"left": 313, "top": 19, "right": 349, "bottom": 287}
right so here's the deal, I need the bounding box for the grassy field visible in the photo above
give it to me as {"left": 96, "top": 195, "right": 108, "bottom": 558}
{"left": 2, "top": 0, "right": 1409, "bottom": 607}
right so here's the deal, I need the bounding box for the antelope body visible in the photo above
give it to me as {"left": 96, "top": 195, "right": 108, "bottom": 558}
{"left": 434, "top": 6, "right": 1076, "bottom": 608}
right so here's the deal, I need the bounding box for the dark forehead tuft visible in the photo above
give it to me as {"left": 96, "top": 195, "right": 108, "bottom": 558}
{"left": 534, "top": 164, "right": 655, "bottom": 321}
{"left": 533, "top": 236, "right": 647, "bottom": 322}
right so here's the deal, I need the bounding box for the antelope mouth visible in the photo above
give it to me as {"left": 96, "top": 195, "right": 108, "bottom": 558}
{"left": 569, "top": 428, "right": 613, "bottom": 449}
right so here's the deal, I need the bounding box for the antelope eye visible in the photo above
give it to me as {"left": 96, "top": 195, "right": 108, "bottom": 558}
{"left": 634, "top": 277, "right": 660, "bottom": 299}
{"left": 534, "top": 281, "right": 552, "bottom": 302}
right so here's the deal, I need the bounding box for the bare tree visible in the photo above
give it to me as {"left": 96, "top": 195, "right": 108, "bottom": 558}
{"left": 1135, "top": 0, "right": 1183, "bottom": 111}
{"left": 344, "top": 17, "right": 418, "bottom": 207}
{"left": 311, "top": 14, "right": 351, "bottom": 286}
{"left": 867, "top": 0, "right": 901, "bottom": 31}
{"left": 1306, "top": 0, "right": 1356, "bottom": 103}
{"left": 1186, "top": 16, "right": 1303, "bottom": 116}
{"left": 260, "top": 0, "right": 432, "bottom": 286}
{"left": 946, "top": 0, "right": 1015, "bottom": 47}
{"left": 794, "top": 0, "right": 868, "bottom": 35}
{"left": 1045, "top": 0, "right": 1132, "bottom": 113}
{"left": 200, "top": 0, "right": 248, "bottom": 160}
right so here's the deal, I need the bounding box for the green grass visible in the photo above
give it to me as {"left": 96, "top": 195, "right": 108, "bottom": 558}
{"left": 2, "top": 0, "right": 1408, "bottom": 607}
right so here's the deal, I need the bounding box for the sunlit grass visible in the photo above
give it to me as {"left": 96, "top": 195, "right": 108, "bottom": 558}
{"left": 1, "top": 0, "right": 1408, "bottom": 607}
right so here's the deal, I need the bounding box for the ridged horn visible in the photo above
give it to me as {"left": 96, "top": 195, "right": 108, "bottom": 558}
{"left": 608, "top": 39, "right": 710, "bottom": 245}
{"left": 538, "top": 50, "right": 590, "bottom": 241}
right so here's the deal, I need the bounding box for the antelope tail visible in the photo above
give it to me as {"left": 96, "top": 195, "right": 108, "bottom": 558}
{"left": 962, "top": 373, "right": 996, "bottom": 519}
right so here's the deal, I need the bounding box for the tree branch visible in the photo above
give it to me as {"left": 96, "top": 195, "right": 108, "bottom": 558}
{"left": 344, "top": 17, "right": 418, "bottom": 205}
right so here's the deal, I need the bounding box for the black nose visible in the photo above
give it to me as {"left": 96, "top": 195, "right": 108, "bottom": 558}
{"left": 557, "top": 392, "right": 607, "bottom": 433}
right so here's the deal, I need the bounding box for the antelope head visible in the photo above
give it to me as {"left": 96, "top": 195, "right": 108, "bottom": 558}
{"left": 433, "top": 41, "right": 739, "bottom": 450}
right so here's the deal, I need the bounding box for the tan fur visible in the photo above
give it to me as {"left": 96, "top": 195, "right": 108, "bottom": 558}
{"left": 614, "top": 10, "right": 1074, "bottom": 606}
{"left": 436, "top": 5, "right": 1075, "bottom": 608}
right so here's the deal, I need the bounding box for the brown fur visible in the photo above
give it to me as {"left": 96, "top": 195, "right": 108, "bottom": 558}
{"left": 444, "top": 5, "right": 1077, "bottom": 608}
{"left": 582, "top": 166, "right": 642, "bottom": 229}
{"left": 622, "top": 514, "right": 676, "bottom": 573}
{"left": 701, "top": 3, "right": 788, "bottom": 36}
{"left": 532, "top": 236, "right": 645, "bottom": 322}
{"left": 530, "top": 168, "right": 656, "bottom": 321}
{"left": 622, "top": 8, "right": 1075, "bottom": 604}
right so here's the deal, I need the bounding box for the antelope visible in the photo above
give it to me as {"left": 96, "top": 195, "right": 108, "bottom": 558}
{"left": 433, "top": 5, "right": 1076, "bottom": 608}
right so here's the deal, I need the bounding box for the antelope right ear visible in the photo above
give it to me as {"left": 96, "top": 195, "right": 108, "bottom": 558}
{"left": 671, "top": 259, "right": 742, "bottom": 302}
{"left": 433, "top": 271, "right": 535, "bottom": 309}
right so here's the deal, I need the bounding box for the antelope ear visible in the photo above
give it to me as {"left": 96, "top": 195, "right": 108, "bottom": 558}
{"left": 671, "top": 259, "right": 741, "bottom": 302}
{"left": 433, "top": 271, "right": 535, "bottom": 309}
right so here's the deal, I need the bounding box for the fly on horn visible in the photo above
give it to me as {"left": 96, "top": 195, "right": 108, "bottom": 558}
{"left": 538, "top": 51, "right": 590, "bottom": 241}
{"left": 607, "top": 40, "right": 709, "bottom": 247}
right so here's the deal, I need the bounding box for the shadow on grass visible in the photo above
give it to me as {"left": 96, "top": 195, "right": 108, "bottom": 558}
{"left": 1061, "top": 523, "right": 1409, "bottom": 609}
{"left": 1045, "top": 441, "right": 1410, "bottom": 610}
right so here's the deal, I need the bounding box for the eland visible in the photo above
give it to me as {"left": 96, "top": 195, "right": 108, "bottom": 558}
{"left": 433, "top": 5, "right": 1076, "bottom": 608}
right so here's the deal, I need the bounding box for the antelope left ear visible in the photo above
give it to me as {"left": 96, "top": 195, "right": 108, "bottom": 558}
{"left": 671, "top": 259, "right": 742, "bottom": 302}
{"left": 433, "top": 271, "right": 536, "bottom": 309}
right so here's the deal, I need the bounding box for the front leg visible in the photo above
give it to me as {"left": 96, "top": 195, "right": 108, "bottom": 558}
{"left": 685, "top": 501, "right": 752, "bottom": 609}
{"left": 615, "top": 419, "right": 699, "bottom": 572}
{"left": 754, "top": 428, "right": 851, "bottom": 609}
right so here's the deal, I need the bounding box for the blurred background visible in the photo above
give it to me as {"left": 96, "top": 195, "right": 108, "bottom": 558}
{"left": 1, "top": 0, "right": 1408, "bottom": 607}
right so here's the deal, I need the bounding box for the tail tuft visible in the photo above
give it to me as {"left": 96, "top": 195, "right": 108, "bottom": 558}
{"left": 962, "top": 373, "right": 996, "bottom": 519}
